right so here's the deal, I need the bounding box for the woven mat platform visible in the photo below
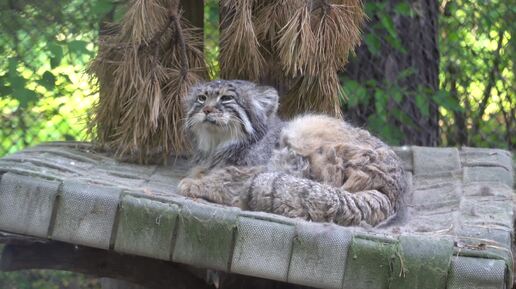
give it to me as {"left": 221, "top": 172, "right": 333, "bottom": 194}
{"left": 0, "top": 142, "right": 513, "bottom": 289}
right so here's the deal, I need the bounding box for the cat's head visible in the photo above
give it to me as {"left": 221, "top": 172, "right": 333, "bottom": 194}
{"left": 184, "top": 80, "right": 279, "bottom": 151}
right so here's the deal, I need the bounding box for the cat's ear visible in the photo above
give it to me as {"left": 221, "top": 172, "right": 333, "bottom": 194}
{"left": 253, "top": 85, "right": 279, "bottom": 117}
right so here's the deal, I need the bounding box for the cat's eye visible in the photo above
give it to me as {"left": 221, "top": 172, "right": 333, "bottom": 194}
{"left": 197, "top": 95, "right": 207, "bottom": 103}
{"left": 220, "top": 95, "right": 233, "bottom": 102}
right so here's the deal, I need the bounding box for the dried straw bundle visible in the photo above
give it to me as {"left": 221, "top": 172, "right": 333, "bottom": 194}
{"left": 253, "top": 0, "right": 303, "bottom": 48}
{"left": 278, "top": 0, "right": 364, "bottom": 75}
{"left": 273, "top": 0, "right": 364, "bottom": 117}
{"left": 220, "top": 0, "right": 264, "bottom": 81}
{"left": 310, "top": 0, "right": 365, "bottom": 73}
{"left": 276, "top": 5, "right": 315, "bottom": 76}
{"left": 280, "top": 71, "right": 343, "bottom": 118}
{"left": 89, "top": 0, "right": 207, "bottom": 163}
{"left": 221, "top": 0, "right": 364, "bottom": 117}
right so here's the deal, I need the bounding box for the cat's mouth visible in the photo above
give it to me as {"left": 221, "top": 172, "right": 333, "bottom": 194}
{"left": 202, "top": 114, "right": 222, "bottom": 125}
{"left": 202, "top": 111, "right": 228, "bottom": 124}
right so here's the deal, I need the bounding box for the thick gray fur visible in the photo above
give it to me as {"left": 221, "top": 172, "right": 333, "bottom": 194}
{"left": 179, "top": 80, "right": 407, "bottom": 226}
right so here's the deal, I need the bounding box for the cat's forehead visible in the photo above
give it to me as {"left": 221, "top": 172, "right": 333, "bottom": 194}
{"left": 196, "top": 80, "right": 253, "bottom": 95}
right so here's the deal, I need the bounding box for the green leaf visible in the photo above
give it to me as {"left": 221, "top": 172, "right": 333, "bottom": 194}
{"left": 68, "top": 40, "right": 91, "bottom": 56}
{"left": 8, "top": 58, "right": 18, "bottom": 75}
{"left": 0, "top": 76, "right": 12, "bottom": 96}
{"left": 367, "top": 114, "right": 402, "bottom": 145}
{"left": 390, "top": 87, "right": 403, "bottom": 103}
{"left": 364, "top": 33, "right": 381, "bottom": 56}
{"left": 432, "top": 90, "right": 463, "bottom": 112}
{"left": 385, "top": 34, "right": 406, "bottom": 53}
{"left": 49, "top": 42, "right": 64, "bottom": 68}
{"left": 343, "top": 79, "right": 369, "bottom": 108}
{"left": 397, "top": 68, "right": 416, "bottom": 80}
{"left": 92, "top": 0, "right": 114, "bottom": 15}
{"left": 364, "top": 2, "right": 379, "bottom": 16}
{"left": 391, "top": 108, "right": 414, "bottom": 126}
{"left": 447, "top": 31, "right": 459, "bottom": 42}
{"left": 38, "top": 71, "right": 56, "bottom": 90}
{"left": 379, "top": 14, "right": 397, "bottom": 38}
{"left": 394, "top": 3, "right": 412, "bottom": 16}
{"left": 374, "top": 88, "right": 387, "bottom": 114}
{"left": 8, "top": 74, "right": 26, "bottom": 90}
{"left": 13, "top": 88, "right": 38, "bottom": 108}
{"left": 64, "top": 134, "right": 76, "bottom": 141}
{"left": 415, "top": 94, "right": 430, "bottom": 117}
{"left": 6, "top": 58, "right": 26, "bottom": 93}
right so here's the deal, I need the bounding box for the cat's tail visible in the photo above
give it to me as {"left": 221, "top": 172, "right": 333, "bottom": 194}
{"left": 248, "top": 172, "right": 396, "bottom": 226}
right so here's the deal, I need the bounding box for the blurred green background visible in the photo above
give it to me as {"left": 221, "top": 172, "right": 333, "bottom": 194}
{"left": 0, "top": 0, "right": 514, "bottom": 287}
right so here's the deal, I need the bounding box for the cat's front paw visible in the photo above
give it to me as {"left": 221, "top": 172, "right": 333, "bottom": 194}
{"left": 177, "top": 178, "right": 203, "bottom": 198}
{"left": 177, "top": 177, "right": 224, "bottom": 204}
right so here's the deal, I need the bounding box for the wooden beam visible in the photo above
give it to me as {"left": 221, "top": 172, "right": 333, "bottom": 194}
{"left": 0, "top": 241, "right": 214, "bottom": 289}
{"left": 0, "top": 233, "right": 309, "bottom": 289}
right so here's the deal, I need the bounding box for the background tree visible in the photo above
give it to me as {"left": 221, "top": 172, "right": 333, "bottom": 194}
{"left": 340, "top": 0, "right": 514, "bottom": 148}
{"left": 439, "top": 0, "right": 515, "bottom": 150}
{"left": 342, "top": 0, "right": 440, "bottom": 146}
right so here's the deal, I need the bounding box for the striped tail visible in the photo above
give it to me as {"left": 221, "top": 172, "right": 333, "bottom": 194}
{"left": 248, "top": 172, "right": 395, "bottom": 226}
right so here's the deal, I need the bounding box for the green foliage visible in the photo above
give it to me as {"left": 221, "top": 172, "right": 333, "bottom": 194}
{"left": 342, "top": 0, "right": 514, "bottom": 149}
{"left": 0, "top": 0, "right": 111, "bottom": 156}
{"left": 439, "top": 0, "right": 515, "bottom": 149}
{"left": 204, "top": 0, "right": 220, "bottom": 79}
{"left": 0, "top": 270, "right": 100, "bottom": 289}
{"left": 0, "top": 0, "right": 112, "bottom": 285}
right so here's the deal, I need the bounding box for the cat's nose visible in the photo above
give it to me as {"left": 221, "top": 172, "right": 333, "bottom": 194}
{"left": 202, "top": 106, "right": 216, "bottom": 114}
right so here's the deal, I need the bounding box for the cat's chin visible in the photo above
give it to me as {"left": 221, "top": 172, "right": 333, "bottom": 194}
{"left": 203, "top": 119, "right": 217, "bottom": 124}
{"left": 199, "top": 120, "right": 225, "bottom": 132}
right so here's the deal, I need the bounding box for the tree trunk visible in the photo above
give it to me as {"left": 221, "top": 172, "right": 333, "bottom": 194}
{"left": 343, "top": 0, "right": 440, "bottom": 146}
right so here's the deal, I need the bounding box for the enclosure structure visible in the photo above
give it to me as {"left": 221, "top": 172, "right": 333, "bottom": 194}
{"left": 0, "top": 142, "right": 513, "bottom": 289}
